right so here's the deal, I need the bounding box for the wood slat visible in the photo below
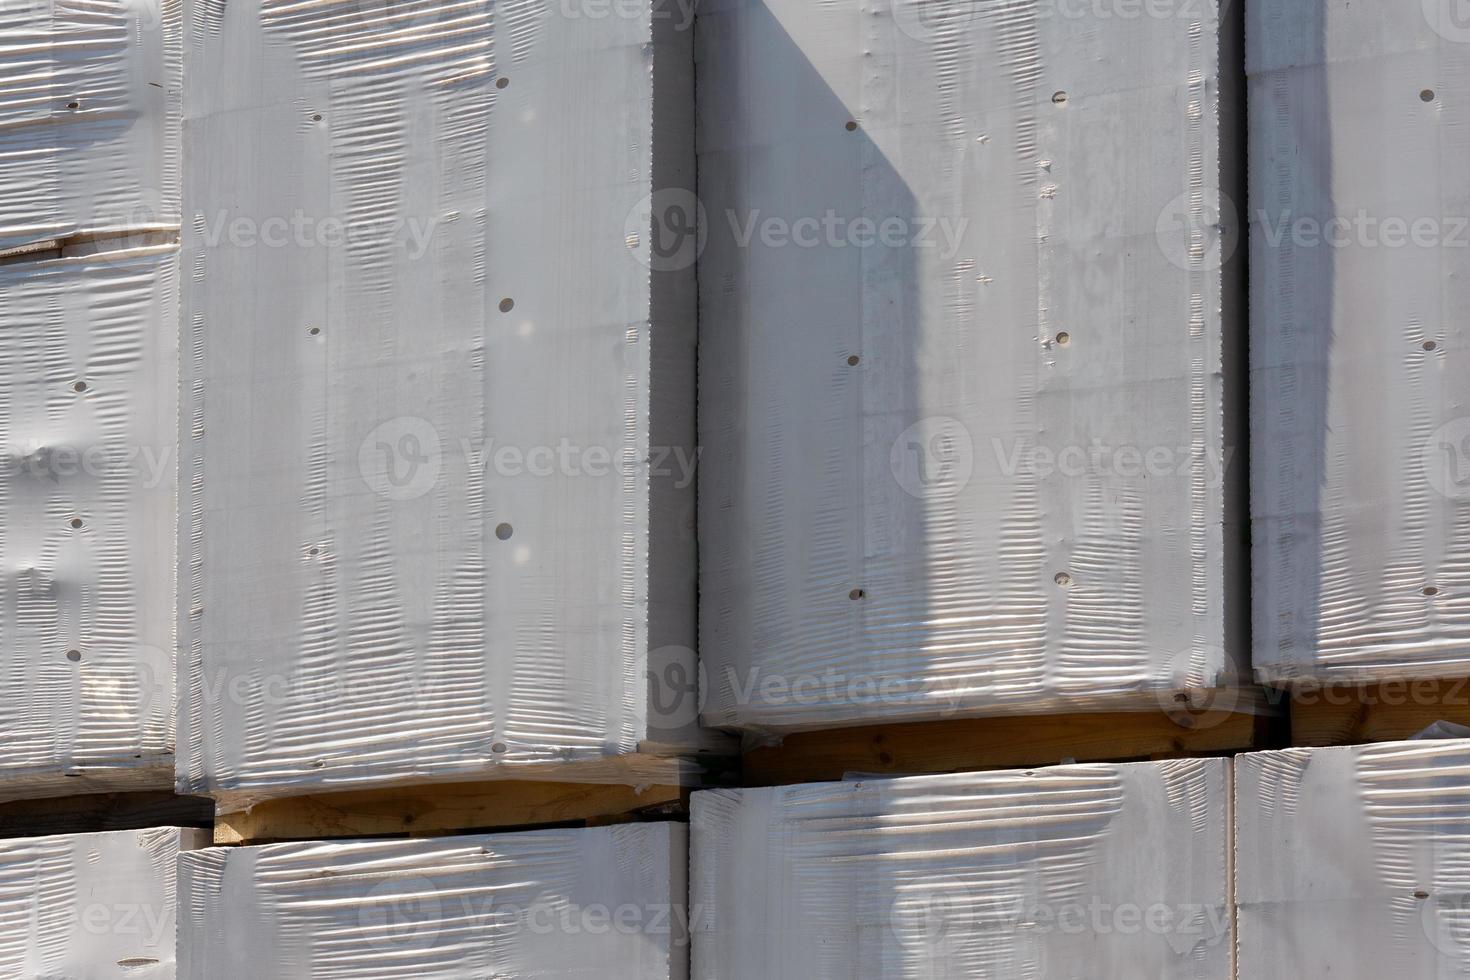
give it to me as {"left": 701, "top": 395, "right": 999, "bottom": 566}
{"left": 215, "top": 780, "right": 686, "bottom": 845}
{"left": 744, "top": 707, "right": 1273, "bottom": 786}
{"left": 0, "top": 792, "right": 212, "bottom": 839}
{"left": 1290, "top": 678, "right": 1470, "bottom": 746}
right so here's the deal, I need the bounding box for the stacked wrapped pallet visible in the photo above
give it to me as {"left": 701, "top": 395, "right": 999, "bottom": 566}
{"left": 0, "top": 0, "right": 181, "bottom": 800}
{"left": 176, "top": 0, "right": 702, "bottom": 809}
{"left": 179, "top": 825, "right": 688, "bottom": 977}
{"left": 1236, "top": 740, "right": 1470, "bottom": 976}
{"left": 164, "top": 0, "right": 702, "bottom": 971}
{"left": 1250, "top": 0, "right": 1470, "bottom": 688}
{"left": 697, "top": 0, "right": 1248, "bottom": 735}
{"left": 0, "top": 828, "right": 205, "bottom": 976}
{"left": 692, "top": 761, "right": 1232, "bottom": 978}
{"left": 1248, "top": 1, "right": 1470, "bottom": 754}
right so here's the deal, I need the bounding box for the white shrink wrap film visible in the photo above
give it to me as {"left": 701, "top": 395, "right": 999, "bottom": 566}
{"left": 1236, "top": 740, "right": 1470, "bottom": 977}
{"left": 0, "top": 827, "right": 207, "bottom": 979}
{"left": 0, "top": 0, "right": 181, "bottom": 254}
{"left": 178, "top": 823, "right": 689, "bottom": 979}
{"left": 1249, "top": 1, "right": 1470, "bottom": 685}
{"left": 177, "top": 0, "right": 702, "bottom": 808}
{"left": 0, "top": 247, "right": 179, "bottom": 800}
{"left": 691, "top": 759, "right": 1233, "bottom": 979}
{"left": 696, "top": 0, "right": 1248, "bottom": 733}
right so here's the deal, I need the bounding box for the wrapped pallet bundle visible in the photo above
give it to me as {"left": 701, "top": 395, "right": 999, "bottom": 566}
{"left": 0, "top": 827, "right": 206, "bottom": 978}
{"left": 697, "top": 0, "right": 1248, "bottom": 731}
{"left": 178, "top": 823, "right": 688, "bottom": 978}
{"left": 0, "top": 0, "right": 180, "bottom": 253}
{"left": 691, "top": 760, "right": 1232, "bottom": 978}
{"left": 0, "top": 248, "right": 180, "bottom": 799}
{"left": 177, "top": 0, "right": 702, "bottom": 807}
{"left": 1236, "top": 740, "right": 1470, "bottom": 976}
{"left": 0, "top": 0, "right": 181, "bottom": 798}
{"left": 1250, "top": 2, "right": 1470, "bottom": 683}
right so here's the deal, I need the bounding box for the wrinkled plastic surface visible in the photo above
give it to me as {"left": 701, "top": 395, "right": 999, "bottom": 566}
{"left": 0, "top": 248, "right": 179, "bottom": 800}
{"left": 178, "top": 823, "right": 688, "bottom": 978}
{"left": 0, "top": 827, "right": 205, "bottom": 979}
{"left": 697, "top": 0, "right": 1248, "bottom": 732}
{"left": 0, "top": 0, "right": 180, "bottom": 253}
{"left": 177, "top": 0, "right": 699, "bottom": 807}
{"left": 1249, "top": 1, "right": 1470, "bottom": 684}
{"left": 1236, "top": 740, "right": 1470, "bottom": 976}
{"left": 691, "top": 759, "right": 1232, "bottom": 978}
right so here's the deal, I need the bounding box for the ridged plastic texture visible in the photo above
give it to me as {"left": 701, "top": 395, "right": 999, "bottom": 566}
{"left": 0, "top": 827, "right": 205, "bottom": 979}
{"left": 0, "top": 247, "right": 179, "bottom": 800}
{"left": 1249, "top": 1, "right": 1470, "bottom": 684}
{"left": 696, "top": 0, "right": 1248, "bottom": 732}
{"left": 691, "top": 759, "right": 1232, "bottom": 978}
{"left": 176, "top": 0, "right": 699, "bottom": 807}
{"left": 1236, "top": 740, "right": 1470, "bottom": 976}
{"left": 178, "top": 823, "right": 688, "bottom": 978}
{"left": 0, "top": 0, "right": 181, "bottom": 253}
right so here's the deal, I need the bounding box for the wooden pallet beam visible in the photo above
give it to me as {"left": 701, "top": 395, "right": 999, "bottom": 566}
{"left": 743, "top": 706, "right": 1274, "bottom": 786}
{"left": 1290, "top": 677, "right": 1470, "bottom": 746}
{"left": 215, "top": 780, "right": 687, "bottom": 845}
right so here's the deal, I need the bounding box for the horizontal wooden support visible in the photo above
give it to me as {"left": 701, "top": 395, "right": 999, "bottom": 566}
{"left": 215, "top": 780, "right": 686, "bottom": 845}
{"left": 1290, "top": 677, "right": 1470, "bottom": 746}
{"left": 0, "top": 792, "right": 212, "bottom": 840}
{"left": 743, "top": 707, "right": 1273, "bottom": 786}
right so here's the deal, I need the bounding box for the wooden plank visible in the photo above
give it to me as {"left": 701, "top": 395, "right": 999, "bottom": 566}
{"left": 1290, "top": 677, "right": 1470, "bottom": 746}
{"left": 743, "top": 708, "right": 1273, "bottom": 786}
{"left": 215, "top": 780, "right": 686, "bottom": 845}
{"left": 0, "top": 792, "right": 212, "bottom": 839}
